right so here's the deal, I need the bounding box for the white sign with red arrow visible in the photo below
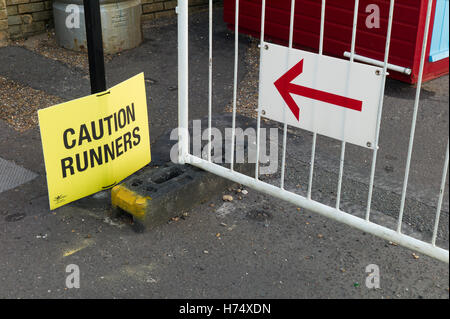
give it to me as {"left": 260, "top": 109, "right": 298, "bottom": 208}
{"left": 259, "top": 42, "right": 384, "bottom": 149}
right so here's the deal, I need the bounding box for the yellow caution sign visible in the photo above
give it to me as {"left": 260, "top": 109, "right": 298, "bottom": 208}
{"left": 38, "top": 73, "right": 151, "bottom": 210}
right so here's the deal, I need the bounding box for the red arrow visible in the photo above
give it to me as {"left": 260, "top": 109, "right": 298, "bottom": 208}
{"left": 274, "top": 59, "right": 363, "bottom": 121}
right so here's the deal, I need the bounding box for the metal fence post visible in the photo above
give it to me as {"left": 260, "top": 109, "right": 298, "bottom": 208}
{"left": 83, "top": 0, "right": 106, "bottom": 94}
{"left": 176, "top": 0, "right": 449, "bottom": 263}
{"left": 177, "top": 0, "right": 189, "bottom": 164}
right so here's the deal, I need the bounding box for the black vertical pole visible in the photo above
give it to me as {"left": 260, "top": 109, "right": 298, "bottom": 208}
{"left": 83, "top": 0, "right": 106, "bottom": 94}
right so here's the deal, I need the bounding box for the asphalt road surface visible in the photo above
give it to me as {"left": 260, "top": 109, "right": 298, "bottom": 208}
{"left": 0, "top": 8, "right": 448, "bottom": 299}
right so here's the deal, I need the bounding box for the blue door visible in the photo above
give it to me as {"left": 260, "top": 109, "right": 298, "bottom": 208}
{"left": 429, "top": 0, "right": 449, "bottom": 62}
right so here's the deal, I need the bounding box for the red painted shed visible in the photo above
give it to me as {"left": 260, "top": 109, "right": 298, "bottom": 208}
{"left": 223, "top": 0, "right": 449, "bottom": 84}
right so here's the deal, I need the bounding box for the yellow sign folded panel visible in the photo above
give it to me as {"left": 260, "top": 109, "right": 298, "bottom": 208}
{"left": 38, "top": 73, "right": 151, "bottom": 210}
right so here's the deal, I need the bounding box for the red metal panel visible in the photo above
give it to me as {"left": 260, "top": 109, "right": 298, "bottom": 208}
{"left": 224, "top": 0, "right": 449, "bottom": 83}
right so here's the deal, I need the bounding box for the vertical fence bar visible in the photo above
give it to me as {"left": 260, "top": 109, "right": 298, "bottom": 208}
{"left": 336, "top": 0, "right": 359, "bottom": 210}
{"left": 177, "top": 0, "right": 189, "bottom": 164}
{"left": 365, "top": 0, "right": 395, "bottom": 221}
{"left": 397, "top": 0, "right": 433, "bottom": 233}
{"left": 230, "top": 0, "right": 240, "bottom": 171}
{"left": 318, "top": 0, "right": 326, "bottom": 56}
{"left": 280, "top": 0, "right": 296, "bottom": 190}
{"left": 432, "top": 140, "right": 449, "bottom": 246}
{"left": 335, "top": 144, "right": 346, "bottom": 209}
{"left": 208, "top": 0, "right": 213, "bottom": 162}
{"left": 307, "top": 0, "right": 326, "bottom": 199}
{"left": 255, "top": 0, "right": 267, "bottom": 180}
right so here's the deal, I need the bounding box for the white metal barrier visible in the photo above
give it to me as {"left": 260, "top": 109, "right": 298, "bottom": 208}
{"left": 177, "top": 0, "right": 449, "bottom": 263}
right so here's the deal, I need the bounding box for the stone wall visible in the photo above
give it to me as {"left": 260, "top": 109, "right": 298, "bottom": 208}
{"left": 142, "top": 0, "right": 209, "bottom": 21}
{"left": 4, "top": 0, "right": 53, "bottom": 40}
{"left": 0, "top": 0, "right": 214, "bottom": 45}
{"left": 0, "top": 0, "right": 8, "bottom": 46}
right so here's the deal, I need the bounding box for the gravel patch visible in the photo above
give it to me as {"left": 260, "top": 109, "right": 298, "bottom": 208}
{"left": 16, "top": 30, "right": 114, "bottom": 73}
{"left": 225, "top": 39, "right": 260, "bottom": 119}
{"left": 0, "top": 76, "right": 63, "bottom": 132}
